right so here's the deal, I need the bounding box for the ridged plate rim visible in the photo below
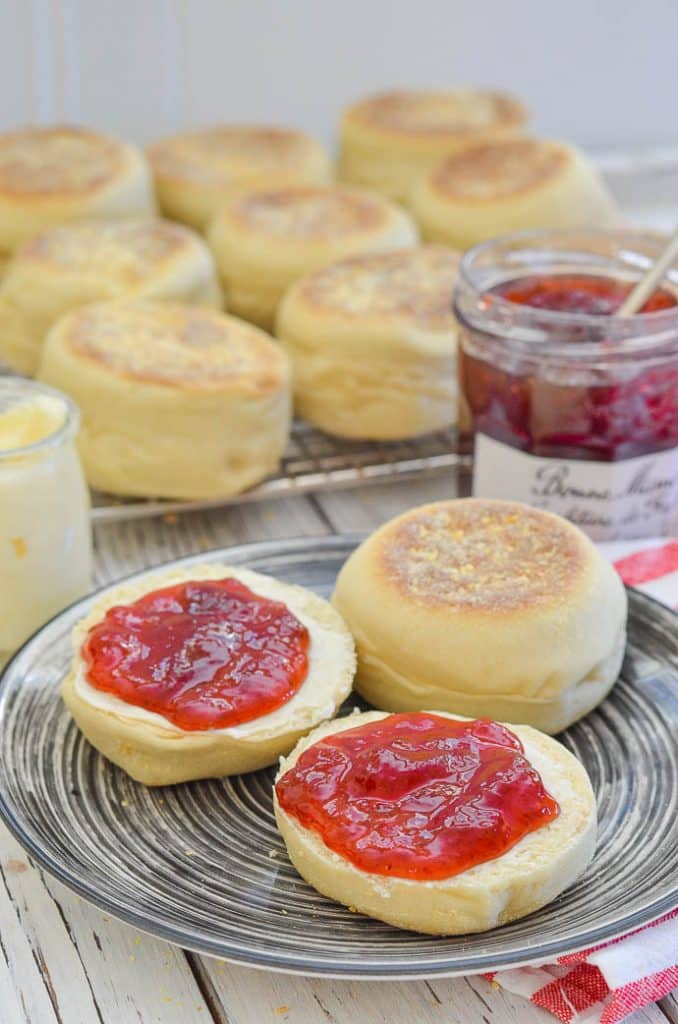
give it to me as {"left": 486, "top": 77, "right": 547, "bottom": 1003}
{"left": 0, "top": 535, "right": 675, "bottom": 979}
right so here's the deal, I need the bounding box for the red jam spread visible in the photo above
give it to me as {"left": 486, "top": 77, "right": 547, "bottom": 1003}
{"left": 461, "top": 273, "right": 678, "bottom": 461}
{"left": 82, "top": 578, "right": 310, "bottom": 731}
{"left": 275, "top": 712, "right": 559, "bottom": 880}
{"left": 493, "top": 274, "right": 677, "bottom": 315}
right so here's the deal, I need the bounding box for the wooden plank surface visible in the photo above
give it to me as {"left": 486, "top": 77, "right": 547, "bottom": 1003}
{"left": 660, "top": 993, "right": 678, "bottom": 1024}
{"left": 193, "top": 957, "right": 673, "bottom": 1024}
{"left": 92, "top": 496, "right": 329, "bottom": 586}
{"left": 312, "top": 470, "right": 469, "bottom": 535}
{"left": 193, "top": 958, "right": 561, "bottom": 1024}
{"left": 0, "top": 826, "right": 209, "bottom": 1024}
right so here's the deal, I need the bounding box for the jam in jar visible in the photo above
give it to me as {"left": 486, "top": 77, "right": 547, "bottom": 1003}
{"left": 454, "top": 230, "right": 678, "bottom": 540}
{"left": 493, "top": 273, "right": 676, "bottom": 316}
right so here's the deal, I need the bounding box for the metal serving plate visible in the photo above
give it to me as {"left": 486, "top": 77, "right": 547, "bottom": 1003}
{"left": 0, "top": 536, "right": 675, "bottom": 979}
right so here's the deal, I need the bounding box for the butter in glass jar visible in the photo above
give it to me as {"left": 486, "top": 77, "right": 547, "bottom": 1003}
{"left": 454, "top": 229, "right": 678, "bottom": 541}
{"left": 0, "top": 379, "right": 92, "bottom": 661}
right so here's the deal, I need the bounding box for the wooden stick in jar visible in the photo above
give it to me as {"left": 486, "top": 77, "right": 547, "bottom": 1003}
{"left": 617, "top": 229, "right": 678, "bottom": 315}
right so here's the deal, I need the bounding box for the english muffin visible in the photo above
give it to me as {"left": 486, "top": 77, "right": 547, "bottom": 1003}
{"left": 208, "top": 184, "right": 418, "bottom": 330}
{"left": 411, "top": 139, "right": 618, "bottom": 248}
{"left": 38, "top": 301, "right": 291, "bottom": 499}
{"left": 332, "top": 499, "right": 627, "bottom": 733}
{"left": 277, "top": 245, "right": 460, "bottom": 438}
{"left": 63, "top": 563, "right": 356, "bottom": 785}
{"left": 0, "top": 219, "right": 221, "bottom": 375}
{"left": 275, "top": 709, "right": 596, "bottom": 933}
{"left": 0, "top": 125, "right": 155, "bottom": 267}
{"left": 147, "top": 125, "right": 332, "bottom": 230}
{"left": 339, "top": 89, "right": 528, "bottom": 203}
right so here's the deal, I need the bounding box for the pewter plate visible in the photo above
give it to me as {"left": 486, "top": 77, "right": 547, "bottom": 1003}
{"left": 0, "top": 536, "right": 676, "bottom": 979}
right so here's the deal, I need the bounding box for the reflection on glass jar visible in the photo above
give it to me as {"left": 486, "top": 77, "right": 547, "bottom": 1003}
{"left": 0, "top": 378, "right": 92, "bottom": 661}
{"left": 454, "top": 229, "right": 678, "bottom": 541}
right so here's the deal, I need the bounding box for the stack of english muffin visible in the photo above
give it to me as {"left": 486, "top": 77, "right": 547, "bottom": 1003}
{"left": 0, "top": 93, "right": 617, "bottom": 500}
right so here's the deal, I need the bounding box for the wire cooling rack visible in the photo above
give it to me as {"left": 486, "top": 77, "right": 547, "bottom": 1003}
{"left": 91, "top": 421, "right": 470, "bottom": 523}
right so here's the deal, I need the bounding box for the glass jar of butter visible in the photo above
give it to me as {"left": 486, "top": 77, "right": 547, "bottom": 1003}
{"left": 453, "top": 229, "right": 678, "bottom": 541}
{"left": 0, "top": 378, "right": 91, "bottom": 662}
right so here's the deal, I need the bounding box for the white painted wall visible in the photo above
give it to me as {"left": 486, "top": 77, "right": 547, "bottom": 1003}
{"left": 0, "top": 0, "right": 676, "bottom": 150}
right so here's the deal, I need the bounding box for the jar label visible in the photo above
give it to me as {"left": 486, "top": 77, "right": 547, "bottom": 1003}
{"left": 473, "top": 434, "right": 678, "bottom": 541}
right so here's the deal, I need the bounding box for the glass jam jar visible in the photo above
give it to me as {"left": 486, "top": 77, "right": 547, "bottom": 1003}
{"left": 0, "top": 378, "right": 92, "bottom": 662}
{"left": 454, "top": 229, "right": 678, "bottom": 541}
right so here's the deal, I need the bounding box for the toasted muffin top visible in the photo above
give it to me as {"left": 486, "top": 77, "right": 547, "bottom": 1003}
{"left": 375, "top": 499, "right": 588, "bottom": 613}
{"left": 0, "top": 126, "right": 132, "bottom": 198}
{"left": 57, "top": 301, "right": 287, "bottom": 392}
{"left": 225, "top": 186, "right": 393, "bottom": 240}
{"left": 293, "top": 245, "right": 460, "bottom": 328}
{"left": 15, "top": 219, "right": 205, "bottom": 284}
{"left": 147, "top": 126, "right": 326, "bottom": 186}
{"left": 344, "top": 90, "right": 527, "bottom": 139}
{"left": 428, "top": 140, "right": 568, "bottom": 200}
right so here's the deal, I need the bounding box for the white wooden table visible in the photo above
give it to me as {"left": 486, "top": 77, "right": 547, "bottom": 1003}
{"left": 2, "top": 473, "right": 677, "bottom": 1024}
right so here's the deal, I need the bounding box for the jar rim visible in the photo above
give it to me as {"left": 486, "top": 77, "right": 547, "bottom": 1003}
{"left": 455, "top": 227, "right": 678, "bottom": 360}
{"left": 0, "top": 378, "right": 79, "bottom": 461}
{"left": 458, "top": 226, "right": 678, "bottom": 323}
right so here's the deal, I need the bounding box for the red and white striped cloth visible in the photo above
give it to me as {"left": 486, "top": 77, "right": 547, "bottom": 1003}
{"left": 599, "top": 538, "right": 678, "bottom": 611}
{"left": 489, "top": 536, "right": 678, "bottom": 1023}
{"left": 487, "top": 909, "right": 678, "bottom": 1023}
